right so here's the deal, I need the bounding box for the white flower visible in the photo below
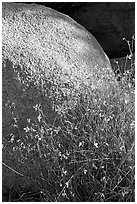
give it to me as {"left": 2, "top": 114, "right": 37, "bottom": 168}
{"left": 94, "top": 141, "right": 98, "bottom": 148}
{"left": 24, "top": 126, "right": 30, "bottom": 132}
{"left": 84, "top": 169, "right": 87, "bottom": 174}
{"left": 79, "top": 141, "right": 84, "bottom": 147}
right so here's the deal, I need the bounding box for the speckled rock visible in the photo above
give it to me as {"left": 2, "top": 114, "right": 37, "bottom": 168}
{"left": 2, "top": 3, "right": 118, "bottom": 201}
{"left": 2, "top": 3, "right": 117, "bottom": 126}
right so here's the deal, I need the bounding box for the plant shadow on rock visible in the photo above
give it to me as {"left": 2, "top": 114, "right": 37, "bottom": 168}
{"left": 2, "top": 55, "right": 135, "bottom": 201}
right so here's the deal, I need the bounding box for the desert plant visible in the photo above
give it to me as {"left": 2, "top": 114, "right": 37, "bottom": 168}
{"left": 3, "top": 68, "right": 135, "bottom": 201}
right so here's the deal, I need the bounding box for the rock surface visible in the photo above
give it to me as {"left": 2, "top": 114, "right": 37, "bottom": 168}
{"left": 23, "top": 2, "right": 135, "bottom": 59}
{"left": 2, "top": 3, "right": 118, "bottom": 201}
{"left": 2, "top": 3, "right": 117, "bottom": 125}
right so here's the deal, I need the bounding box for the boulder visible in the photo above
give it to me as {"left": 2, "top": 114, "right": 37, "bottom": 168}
{"left": 2, "top": 3, "right": 118, "bottom": 201}
{"left": 2, "top": 2, "right": 117, "bottom": 125}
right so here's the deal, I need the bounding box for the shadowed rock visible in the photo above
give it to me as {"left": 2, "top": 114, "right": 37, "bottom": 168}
{"left": 2, "top": 3, "right": 118, "bottom": 201}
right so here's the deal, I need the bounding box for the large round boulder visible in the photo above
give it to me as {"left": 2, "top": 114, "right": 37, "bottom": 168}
{"left": 2, "top": 3, "right": 119, "bottom": 201}
{"left": 2, "top": 2, "right": 117, "bottom": 127}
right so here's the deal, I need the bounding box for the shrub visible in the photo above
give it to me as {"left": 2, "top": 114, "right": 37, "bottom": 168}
{"left": 3, "top": 60, "right": 135, "bottom": 201}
